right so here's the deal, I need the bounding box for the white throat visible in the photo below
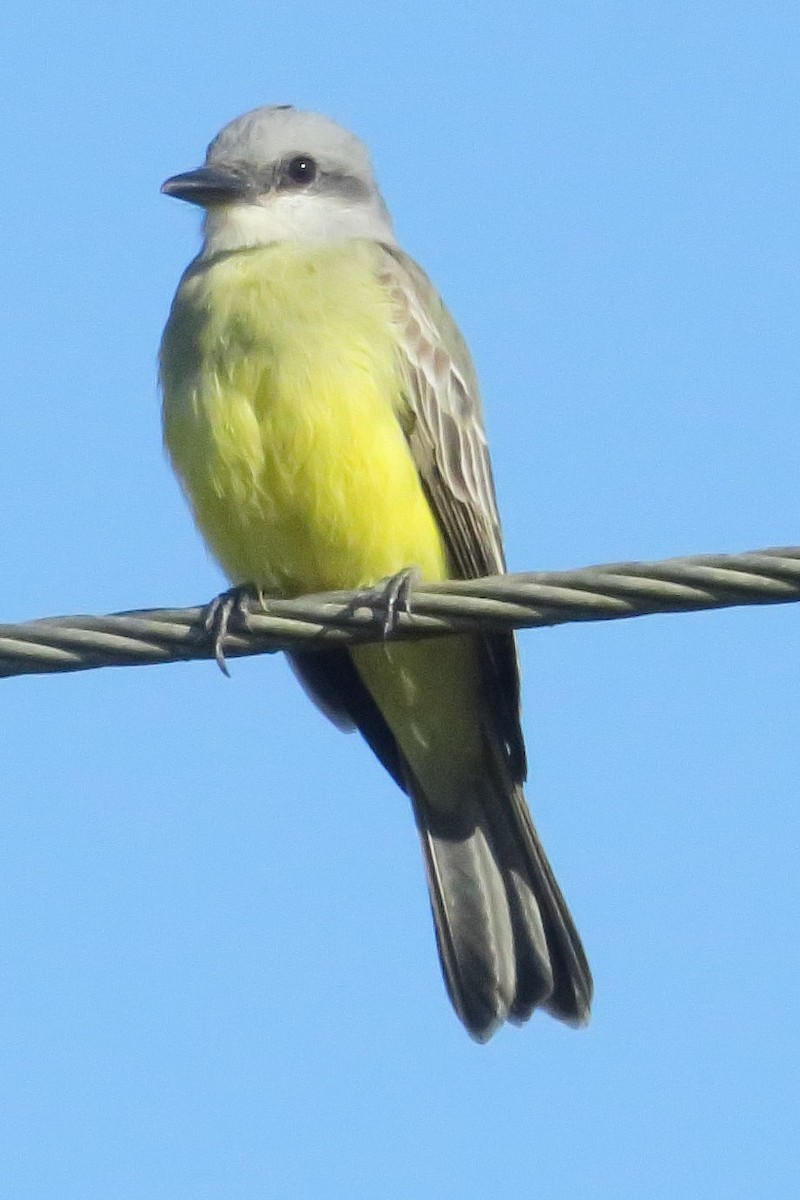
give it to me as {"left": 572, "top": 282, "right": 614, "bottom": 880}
{"left": 201, "top": 191, "right": 396, "bottom": 257}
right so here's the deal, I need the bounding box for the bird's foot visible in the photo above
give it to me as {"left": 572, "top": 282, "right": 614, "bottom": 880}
{"left": 347, "top": 567, "right": 419, "bottom": 637}
{"left": 201, "top": 583, "right": 262, "bottom": 676}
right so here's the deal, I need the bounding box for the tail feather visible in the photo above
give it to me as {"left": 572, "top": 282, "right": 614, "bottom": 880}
{"left": 411, "top": 777, "right": 592, "bottom": 1041}
{"left": 487, "top": 783, "right": 592, "bottom": 1025}
{"left": 287, "top": 646, "right": 592, "bottom": 1038}
{"left": 412, "top": 791, "right": 516, "bottom": 1039}
{"left": 509, "top": 789, "right": 593, "bottom": 1023}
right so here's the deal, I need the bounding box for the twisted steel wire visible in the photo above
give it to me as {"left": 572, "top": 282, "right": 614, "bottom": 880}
{"left": 0, "top": 545, "right": 797, "bottom": 680}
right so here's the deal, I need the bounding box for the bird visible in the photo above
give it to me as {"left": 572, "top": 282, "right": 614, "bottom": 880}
{"left": 159, "top": 105, "right": 592, "bottom": 1041}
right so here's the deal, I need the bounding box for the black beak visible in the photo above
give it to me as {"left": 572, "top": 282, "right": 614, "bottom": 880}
{"left": 161, "top": 165, "right": 251, "bottom": 207}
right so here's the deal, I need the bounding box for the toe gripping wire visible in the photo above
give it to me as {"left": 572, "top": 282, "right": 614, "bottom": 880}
{"left": 0, "top": 545, "right": 798, "bottom": 680}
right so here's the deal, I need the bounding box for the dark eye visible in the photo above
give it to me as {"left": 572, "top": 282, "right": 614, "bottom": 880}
{"left": 285, "top": 156, "right": 317, "bottom": 185}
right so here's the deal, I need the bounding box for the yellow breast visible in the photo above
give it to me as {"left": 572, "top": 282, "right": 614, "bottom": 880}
{"left": 160, "top": 241, "right": 447, "bottom": 595}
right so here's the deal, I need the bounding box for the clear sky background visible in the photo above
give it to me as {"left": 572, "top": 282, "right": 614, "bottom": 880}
{"left": 2, "top": 3, "right": 798, "bottom": 1197}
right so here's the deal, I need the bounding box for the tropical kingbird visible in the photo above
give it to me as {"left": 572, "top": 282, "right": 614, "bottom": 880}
{"left": 160, "top": 106, "right": 592, "bottom": 1040}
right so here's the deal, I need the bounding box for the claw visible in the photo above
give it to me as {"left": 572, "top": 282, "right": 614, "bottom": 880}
{"left": 350, "top": 567, "right": 419, "bottom": 637}
{"left": 201, "top": 584, "right": 259, "bottom": 675}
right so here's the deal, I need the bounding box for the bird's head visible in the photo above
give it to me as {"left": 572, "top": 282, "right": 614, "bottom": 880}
{"left": 162, "top": 105, "right": 395, "bottom": 255}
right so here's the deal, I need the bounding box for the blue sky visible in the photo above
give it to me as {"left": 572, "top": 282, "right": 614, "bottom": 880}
{"left": 2, "top": 3, "right": 798, "bottom": 1197}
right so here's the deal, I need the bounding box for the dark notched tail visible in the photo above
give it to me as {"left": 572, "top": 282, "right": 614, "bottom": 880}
{"left": 288, "top": 644, "right": 591, "bottom": 1040}
{"left": 410, "top": 777, "right": 592, "bottom": 1042}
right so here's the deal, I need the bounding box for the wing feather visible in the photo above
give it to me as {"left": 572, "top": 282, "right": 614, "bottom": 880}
{"left": 290, "top": 242, "right": 591, "bottom": 1033}
{"left": 376, "top": 244, "right": 526, "bottom": 780}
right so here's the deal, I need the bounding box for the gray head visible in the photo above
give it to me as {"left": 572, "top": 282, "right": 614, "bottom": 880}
{"left": 162, "top": 106, "right": 395, "bottom": 254}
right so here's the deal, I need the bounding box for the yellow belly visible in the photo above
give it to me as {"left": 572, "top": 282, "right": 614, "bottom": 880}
{"left": 161, "top": 239, "right": 485, "bottom": 777}
{"left": 160, "top": 240, "right": 448, "bottom": 596}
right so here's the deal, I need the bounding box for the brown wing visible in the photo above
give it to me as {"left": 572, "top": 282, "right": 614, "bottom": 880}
{"left": 292, "top": 240, "right": 525, "bottom": 783}
{"left": 376, "top": 243, "right": 526, "bottom": 783}
{"left": 288, "top": 243, "right": 591, "bottom": 1033}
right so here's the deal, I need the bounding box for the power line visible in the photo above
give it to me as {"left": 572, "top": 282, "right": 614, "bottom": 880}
{"left": 1, "top": 545, "right": 797, "bottom": 680}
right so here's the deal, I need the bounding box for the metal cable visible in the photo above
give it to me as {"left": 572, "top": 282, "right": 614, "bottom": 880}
{"left": 1, "top": 545, "right": 797, "bottom": 680}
